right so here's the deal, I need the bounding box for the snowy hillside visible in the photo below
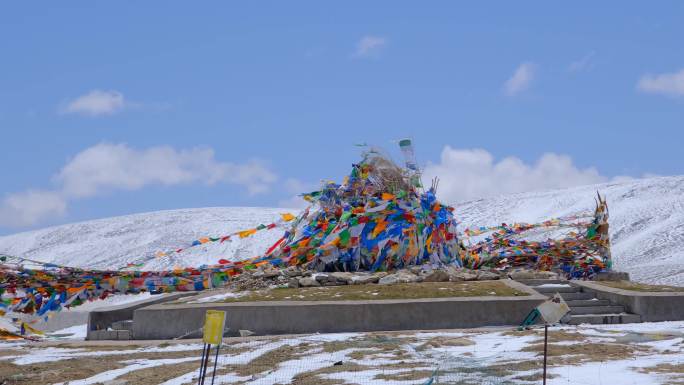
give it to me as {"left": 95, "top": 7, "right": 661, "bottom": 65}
{"left": 0, "top": 207, "right": 292, "bottom": 271}
{"left": 454, "top": 176, "right": 684, "bottom": 286}
{"left": 0, "top": 176, "right": 683, "bottom": 285}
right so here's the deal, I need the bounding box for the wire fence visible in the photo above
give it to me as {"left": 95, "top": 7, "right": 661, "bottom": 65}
{"left": 184, "top": 326, "right": 684, "bottom": 385}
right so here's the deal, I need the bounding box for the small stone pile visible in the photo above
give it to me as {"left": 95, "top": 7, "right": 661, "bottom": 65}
{"left": 227, "top": 264, "right": 559, "bottom": 292}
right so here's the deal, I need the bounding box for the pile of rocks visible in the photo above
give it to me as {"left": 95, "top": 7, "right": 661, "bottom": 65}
{"left": 227, "top": 264, "right": 560, "bottom": 291}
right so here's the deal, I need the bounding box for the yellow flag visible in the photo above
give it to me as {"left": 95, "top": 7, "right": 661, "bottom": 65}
{"left": 381, "top": 192, "right": 395, "bottom": 200}
{"left": 281, "top": 213, "right": 295, "bottom": 222}
{"left": 238, "top": 229, "right": 257, "bottom": 238}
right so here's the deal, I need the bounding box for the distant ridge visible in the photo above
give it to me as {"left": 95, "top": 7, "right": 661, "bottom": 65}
{"left": 1, "top": 176, "right": 683, "bottom": 285}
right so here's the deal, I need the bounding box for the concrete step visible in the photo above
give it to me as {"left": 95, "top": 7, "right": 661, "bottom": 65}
{"left": 559, "top": 292, "right": 595, "bottom": 301}
{"left": 565, "top": 299, "right": 611, "bottom": 307}
{"left": 516, "top": 279, "right": 569, "bottom": 286}
{"left": 87, "top": 329, "right": 132, "bottom": 340}
{"left": 570, "top": 305, "right": 625, "bottom": 315}
{"left": 567, "top": 313, "right": 642, "bottom": 325}
{"left": 534, "top": 285, "right": 580, "bottom": 294}
{"left": 111, "top": 320, "right": 133, "bottom": 331}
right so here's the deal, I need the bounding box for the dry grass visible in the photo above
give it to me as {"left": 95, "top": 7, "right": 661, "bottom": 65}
{"left": 116, "top": 360, "right": 201, "bottom": 385}
{"left": 597, "top": 280, "right": 684, "bottom": 292}
{"left": 221, "top": 281, "right": 527, "bottom": 302}
{"left": 415, "top": 336, "right": 475, "bottom": 351}
{"left": 375, "top": 369, "right": 434, "bottom": 381}
{"left": 234, "top": 343, "right": 312, "bottom": 376}
{"left": 0, "top": 356, "right": 127, "bottom": 385}
{"left": 522, "top": 341, "right": 649, "bottom": 366}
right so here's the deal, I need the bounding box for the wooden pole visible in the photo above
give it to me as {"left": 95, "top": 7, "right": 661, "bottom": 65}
{"left": 543, "top": 324, "right": 548, "bottom": 385}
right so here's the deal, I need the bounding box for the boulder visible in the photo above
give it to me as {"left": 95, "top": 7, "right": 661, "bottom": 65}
{"left": 298, "top": 277, "right": 321, "bottom": 287}
{"left": 350, "top": 273, "right": 380, "bottom": 285}
{"left": 423, "top": 269, "right": 449, "bottom": 282}
{"left": 448, "top": 268, "right": 478, "bottom": 282}
{"left": 261, "top": 266, "right": 280, "bottom": 278}
{"left": 378, "top": 271, "right": 419, "bottom": 285}
{"left": 288, "top": 278, "right": 300, "bottom": 288}
{"left": 313, "top": 273, "right": 331, "bottom": 284}
{"left": 509, "top": 269, "right": 559, "bottom": 280}
{"left": 330, "top": 272, "right": 354, "bottom": 285}
{"left": 282, "top": 266, "right": 302, "bottom": 278}
{"left": 476, "top": 271, "right": 500, "bottom": 281}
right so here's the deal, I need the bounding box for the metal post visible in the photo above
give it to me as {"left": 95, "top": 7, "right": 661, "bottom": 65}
{"left": 543, "top": 324, "right": 548, "bottom": 385}
{"left": 200, "top": 344, "right": 211, "bottom": 385}
{"left": 197, "top": 344, "right": 208, "bottom": 385}
{"left": 210, "top": 343, "right": 221, "bottom": 385}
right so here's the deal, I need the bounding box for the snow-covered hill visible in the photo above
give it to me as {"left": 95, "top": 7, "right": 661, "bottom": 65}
{"left": 1, "top": 176, "right": 683, "bottom": 285}
{"left": 0, "top": 207, "right": 291, "bottom": 271}
{"left": 454, "top": 176, "right": 684, "bottom": 286}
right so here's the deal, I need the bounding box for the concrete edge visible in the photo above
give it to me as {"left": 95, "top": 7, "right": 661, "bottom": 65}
{"left": 573, "top": 280, "right": 684, "bottom": 297}
{"left": 144, "top": 280, "right": 547, "bottom": 310}
{"left": 502, "top": 279, "right": 544, "bottom": 296}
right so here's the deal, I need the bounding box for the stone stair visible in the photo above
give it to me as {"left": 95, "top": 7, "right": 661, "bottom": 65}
{"left": 88, "top": 320, "right": 133, "bottom": 340}
{"left": 518, "top": 279, "right": 642, "bottom": 325}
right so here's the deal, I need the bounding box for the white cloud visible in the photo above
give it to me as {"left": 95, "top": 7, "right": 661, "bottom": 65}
{"left": 637, "top": 68, "right": 684, "bottom": 97}
{"left": 504, "top": 62, "right": 536, "bottom": 96}
{"left": 0, "top": 190, "right": 67, "bottom": 227}
{"left": 57, "top": 143, "right": 277, "bottom": 197}
{"left": 569, "top": 51, "right": 595, "bottom": 72}
{"left": 353, "top": 35, "right": 387, "bottom": 58}
{"left": 0, "top": 143, "right": 278, "bottom": 228}
{"left": 61, "top": 90, "right": 125, "bottom": 116}
{"left": 422, "top": 146, "right": 607, "bottom": 204}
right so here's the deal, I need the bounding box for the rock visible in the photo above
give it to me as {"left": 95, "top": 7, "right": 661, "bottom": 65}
{"left": 350, "top": 273, "right": 380, "bottom": 285}
{"left": 509, "top": 269, "right": 559, "bottom": 280}
{"left": 313, "top": 273, "right": 331, "bottom": 284}
{"left": 448, "top": 268, "right": 478, "bottom": 282}
{"left": 330, "top": 272, "right": 354, "bottom": 285}
{"left": 476, "top": 271, "right": 500, "bottom": 281}
{"left": 533, "top": 270, "right": 560, "bottom": 280}
{"left": 409, "top": 266, "right": 423, "bottom": 275}
{"left": 261, "top": 266, "right": 280, "bottom": 278}
{"left": 298, "top": 277, "right": 321, "bottom": 287}
{"left": 378, "top": 271, "right": 419, "bottom": 285}
{"left": 509, "top": 270, "right": 536, "bottom": 280}
{"left": 251, "top": 270, "right": 265, "bottom": 278}
{"left": 239, "top": 329, "right": 255, "bottom": 337}
{"left": 288, "top": 278, "right": 300, "bottom": 288}
{"left": 282, "top": 266, "right": 302, "bottom": 277}
{"left": 423, "top": 269, "right": 449, "bottom": 282}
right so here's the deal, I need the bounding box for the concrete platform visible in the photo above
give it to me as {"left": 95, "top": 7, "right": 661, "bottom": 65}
{"left": 129, "top": 280, "right": 546, "bottom": 340}
{"left": 573, "top": 280, "right": 684, "bottom": 322}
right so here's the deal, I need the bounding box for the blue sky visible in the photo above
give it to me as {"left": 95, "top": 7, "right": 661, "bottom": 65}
{"left": 1, "top": 1, "right": 683, "bottom": 234}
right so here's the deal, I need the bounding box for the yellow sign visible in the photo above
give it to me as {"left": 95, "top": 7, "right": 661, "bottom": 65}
{"left": 202, "top": 310, "right": 226, "bottom": 345}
